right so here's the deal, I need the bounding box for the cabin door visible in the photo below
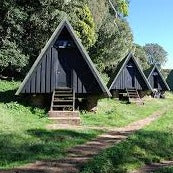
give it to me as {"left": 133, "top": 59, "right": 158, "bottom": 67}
{"left": 127, "top": 64, "right": 135, "bottom": 88}
{"left": 153, "top": 75, "right": 158, "bottom": 89}
{"left": 56, "top": 49, "right": 72, "bottom": 88}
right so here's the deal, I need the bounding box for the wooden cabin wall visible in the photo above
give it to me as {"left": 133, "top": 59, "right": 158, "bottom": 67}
{"left": 111, "top": 59, "right": 148, "bottom": 90}
{"left": 148, "top": 69, "right": 167, "bottom": 91}
{"left": 21, "top": 29, "right": 102, "bottom": 94}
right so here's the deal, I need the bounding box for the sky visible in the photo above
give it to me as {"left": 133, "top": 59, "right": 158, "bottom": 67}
{"left": 127, "top": 0, "right": 173, "bottom": 69}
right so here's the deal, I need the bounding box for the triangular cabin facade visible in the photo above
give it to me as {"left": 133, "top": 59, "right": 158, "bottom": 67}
{"left": 109, "top": 53, "right": 152, "bottom": 102}
{"left": 16, "top": 19, "right": 111, "bottom": 114}
{"left": 145, "top": 65, "right": 170, "bottom": 98}
{"left": 166, "top": 70, "right": 173, "bottom": 91}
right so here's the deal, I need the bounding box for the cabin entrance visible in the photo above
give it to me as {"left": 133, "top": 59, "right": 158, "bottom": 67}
{"left": 56, "top": 49, "right": 72, "bottom": 88}
{"left": 127, "top": 63, "right": 135, "bottom": 88}
{"left": 153, "top": 72, "right": 158, "bottom": 89}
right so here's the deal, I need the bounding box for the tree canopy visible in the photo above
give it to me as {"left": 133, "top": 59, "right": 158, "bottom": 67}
{"left": 144, "top": 43, "right": 168, "bottom": 66}
{"left": 0, "top": 0, "right": 132, "bottom": 78}
{"left": 1, "top": 0, "right": 168, "bottom": 82}
{"left": 133, "top": 44, "right": 149, "bottom": 70}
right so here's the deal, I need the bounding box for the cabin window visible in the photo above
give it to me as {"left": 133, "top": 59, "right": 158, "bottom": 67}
{"left": 153, "top": 72, "right": 158, "bottom": 76}
{"left": 54, "top": 40, "right": 75, "bottom": 49}
{"left": 126, "top": 63, "right": 134, "bottom": 68}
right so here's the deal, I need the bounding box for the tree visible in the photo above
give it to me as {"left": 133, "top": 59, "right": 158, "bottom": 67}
{"left": 109, "top": 0, "right": 129, "bottom": 17}
{"left": 0, "top": 0, "right": 29, "bottom": 74}
{"left": 143, "top": 43, "right": 168, "bottom": 66}
{"left": 133, "top": 44, "right": 149, "bottom": 70}
{"left": 66, "top": 2, "right": 96, "bottom": 49}
{"left": 0, "top": 0, "right": 131, "bottom": 78}
{"left": 0, "top": 0, "right": 96, "bottom": 75}
{"left": 89, "top": 15, "right": 133, "bottom": 74}
{"left": 0, "top": 39, "right": 29, "bottom": 74}
{"left": 87, "top": 0, "right": 109, "bottom": 32}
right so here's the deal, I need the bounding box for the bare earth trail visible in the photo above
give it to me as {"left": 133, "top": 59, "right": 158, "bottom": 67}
{"left": 131, "top": 161, "right": 173, "bottom": 173}
{"left": 1, "top": 107, "right": 172, "bottom": 173}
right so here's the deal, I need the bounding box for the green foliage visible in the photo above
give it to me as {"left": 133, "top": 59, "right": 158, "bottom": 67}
{"left": 133, "top": 44, "right": 150, "bottom": 70}
{"left": 144, "top": 43, "right": 168, "bottom": 66}
{"left": 81, "top": 95, "right": 173, "bottom": 172}
{"left": 89, "top": 16, "right": 133, "bottom": 73}
{"left": 154, "top": 167, "right": 173, "bottom": 173}
{"left": 0, "top": 0, "right": 29, "bottom": 73}
{"left": 0, "top": 0, "right": 131, "bottom": 78}
{"left": 68, "top": 3, "right": 96, "bottom": 49}
{"left": 0, "top": 80, "right": 101, "bottom": 169}
{"left": 161, "top": 69, "right": 171, "bottom": 79}
{"left": 87, "top": 0, "right": 108, "bottom": 32}
{"left": 0, "top": 39, "right": 29, "bottom": 72}
{"left": 0, "top": 0, "right": 96, "bottom": 75}
{"left": 81, "top": 93, "right": 173, "bottom": 127}
{"left": 116, "top": 0, "right": 129, "bottom": 16}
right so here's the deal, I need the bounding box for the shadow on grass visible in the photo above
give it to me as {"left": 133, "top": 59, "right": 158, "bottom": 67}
{"left": 0, "top": 89, "right": 50, "bottom": 114}
{"left": 0, "top": 128, "right": 99, "bottom": 170}
{"left": 80, "top": 129, "right": 173, "bottom": 173}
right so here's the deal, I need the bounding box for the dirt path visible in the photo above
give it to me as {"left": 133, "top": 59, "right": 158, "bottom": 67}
{"left": 1, "top": 109, "right": 168, "bottom": 173}
{"left": 131, "top": 161, "right": 173, "bottom": 173}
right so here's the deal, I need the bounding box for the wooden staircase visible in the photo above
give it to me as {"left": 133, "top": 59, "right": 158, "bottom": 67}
{"left": 48, "top": 88, "right": 80, "bottom": 125}
{"left": 126, "top": 88, "right": 144, "bottom": 105}
{"left": 50, "top": 88, "right": 75, "bottom": 111}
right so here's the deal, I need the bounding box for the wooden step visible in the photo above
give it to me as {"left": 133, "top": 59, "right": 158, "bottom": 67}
{"left": 48, "top": 111, "right": 80, "bottom": 118}
{"left": 55, "top": 90, "right": 72, "bottom": 93}
{"left": 50, "top": 88, "right": 75, "bottom": 112}
{"left": 126, "top": 88, "right": 143, "bottom": 105}
{"left": 128, "top": 94, "right": 138, "bottom": 97}
{"left": 54, "top": 96, "right": 73, "bottom": 99}
{"left": 54, "top": 94, "right": 73, "bottom": 97}
{"left": 53, "top": 105, "right": 73, "bottom": 108}
{"left": 55, "top": 87, "right": 72, "bottom": 90}
{"left": 53, "top": 103, "right": 73, "bottom": 106}
{"left": 53, "top": 100, "right": 73, "bottom": 103}
{"left": 49, "top": 117, "right": 80, "bottom": 125}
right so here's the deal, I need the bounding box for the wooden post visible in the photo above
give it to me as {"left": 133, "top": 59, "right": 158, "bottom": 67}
{"left": 50, "top": 90, "right": 55, "bottom": 111}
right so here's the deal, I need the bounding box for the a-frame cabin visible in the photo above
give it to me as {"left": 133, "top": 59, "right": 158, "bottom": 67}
{"left": 144, "top": 65, "right": 170, "bottom": 98}
{"left": 16, "top": 18, "right": 111, "bottom": 123}
{"left": 166, "top": 70, "right": 173, "bottom": 91}
{"left": 108, "top": 53, "right": 152, "bottom": 103}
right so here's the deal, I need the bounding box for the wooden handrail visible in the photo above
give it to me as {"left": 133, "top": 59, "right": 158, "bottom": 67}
{"left": 50, "top": 90, "right": 55, "bottom": 111}
{"left": 73, "top": 89, "right": 75, "bottom": 111}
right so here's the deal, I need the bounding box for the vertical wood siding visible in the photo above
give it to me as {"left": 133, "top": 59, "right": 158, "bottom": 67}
{"left": 21, "top": 27, "right": 102, "bottom": 94}
{"left": 148, "top": 69, "right": 167, "bottom": 91}
{"left": 111, "top": 59, "right": 148, "bottom": 90}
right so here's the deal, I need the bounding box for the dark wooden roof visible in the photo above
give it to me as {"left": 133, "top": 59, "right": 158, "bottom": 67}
{"left": 166, "top": 70, "right": 173, "bottom": 90}
{"left": 109, "top": 52, "right": 152, "bottom": 90}
{"left": 16, "top": 18, "right": 111, "bottom": 97}
{"left": 144, "top": 65, "right": 154, "bottom": 78}
{"left": 144, "top": 64, "right": 170, "bottom": 90}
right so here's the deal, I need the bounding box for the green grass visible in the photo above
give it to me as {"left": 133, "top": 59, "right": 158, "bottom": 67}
{"left": 80, "top": 104, "right": 173, "bottom": 173}
{"left": 1, "top": 80, "right": 173, "bottom": 170}
{"left": 81, "top": 93, "right": 173, "bottom": 127}
{"left": 154, "top": 167, "right": 173, "bottom": 173}
{"left": 0, "top": 81, "right": 101, "bottom": 169}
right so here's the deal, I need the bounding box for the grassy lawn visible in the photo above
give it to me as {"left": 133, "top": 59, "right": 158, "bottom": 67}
{"left": 81, "top": 93, "right": 173, "bottom": 127}
{"left": 80, "top": 104, "right": 173, "bottom": 173}
{"left": 0, "top": 81, "right": 101, "bottom": 169}
{"left": 0, "top": 80, "right": 173, "bottom": 170}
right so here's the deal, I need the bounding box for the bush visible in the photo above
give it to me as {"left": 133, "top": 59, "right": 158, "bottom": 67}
{"left": 0, "top": 39, "right": 29, "bottom": 74}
